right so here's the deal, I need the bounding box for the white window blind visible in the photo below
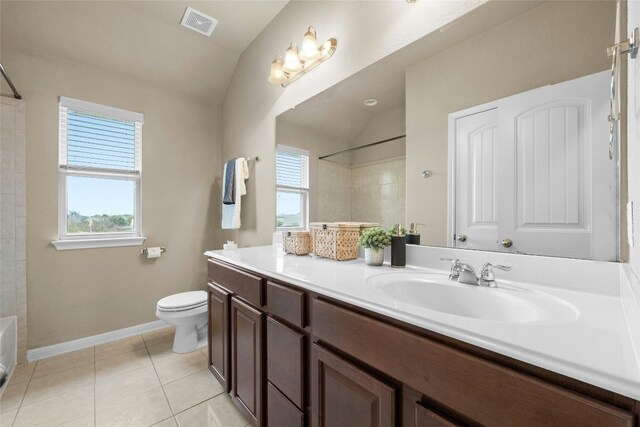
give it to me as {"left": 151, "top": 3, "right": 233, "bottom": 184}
{"left": 276, "top": 146, "right": 309, "bottom": 189}
{"left": 59, "top": 97, "right": 142, "bottom": 174}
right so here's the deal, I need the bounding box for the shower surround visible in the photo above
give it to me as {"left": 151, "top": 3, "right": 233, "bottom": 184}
{"left": 1, "top": 96, "right": 26, "bottom": 362}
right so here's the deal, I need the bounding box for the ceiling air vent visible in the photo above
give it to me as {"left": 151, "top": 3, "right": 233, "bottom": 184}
{"left": 180, "top": 6, "right": 218, "bottom": 37}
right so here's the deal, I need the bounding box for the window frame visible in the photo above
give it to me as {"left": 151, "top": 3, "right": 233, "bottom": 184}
{"left": 52, "top": 96, "right": 146, "bottom": 250}
{"left": 275, "top": 145, "right": 310, "bottom": 232}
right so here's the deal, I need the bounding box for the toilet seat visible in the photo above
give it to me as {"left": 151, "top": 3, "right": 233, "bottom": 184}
{"left": 157, "top": 291, "right": 207, "bottom": 312}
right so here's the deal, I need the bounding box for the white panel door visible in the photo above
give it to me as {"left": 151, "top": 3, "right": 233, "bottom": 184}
{"left": 498, "top": 71, "right": 616, "bottom": 260}
{"left": 453, "top": 108, "right": 501, "bottom": 250}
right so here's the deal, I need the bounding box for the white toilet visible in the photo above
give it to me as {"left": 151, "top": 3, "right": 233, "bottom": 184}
{"left": 156, "top": 291, "right": 208, "bottom": 354}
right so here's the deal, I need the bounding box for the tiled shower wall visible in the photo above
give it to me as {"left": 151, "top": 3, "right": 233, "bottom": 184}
{"left": 1, "top": 97, "right": 27, "bottom": 362}
{"left": 318, "top": 160, "right": 353, "bottom": 222}
{"left": 351, "top": 157, "right": 406, "bottom": 228}
{"left": 318, "top": 157, "right": 406, "bottom": 228}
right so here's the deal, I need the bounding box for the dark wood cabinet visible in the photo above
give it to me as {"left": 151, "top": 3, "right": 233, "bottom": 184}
{"left": 231, "top": 296, "right": 264, "bottom": 426}
{"left": 311, "top": 343, "right": 395, "bottom": 427}
{"left": 207, "top": 282, "right": 230, "bottom": 392}
{"left": 312, "top": 298, "right": 635, "bottom": 427}
{"left": 207, "top": 257, "right": 639, "bottom": 427}
{"left": 209, "top": 260, "right": 309, "bottom": 427}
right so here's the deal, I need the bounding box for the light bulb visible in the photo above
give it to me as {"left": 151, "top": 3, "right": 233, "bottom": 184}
{"left": 268, "top": 55, "right": 287, "bottom": 84}
{"left": 299, "top": 26, "right": 320, "bottom": 62}
{"left": 283, "top": 42, "right": 302, "bottom": 74}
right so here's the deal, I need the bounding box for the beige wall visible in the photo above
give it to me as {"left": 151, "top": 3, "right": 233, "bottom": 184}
{"left": 0, "top": 46, "right": 222, "bottom": 348}
{"left": 221, "top": 0, "right": 484, "bottom": 247}
{"left": 406, "top": 1, "right": 615, "bottom": 247}
{"left": 350, "top": 106, "right": 406, "bottom": 166}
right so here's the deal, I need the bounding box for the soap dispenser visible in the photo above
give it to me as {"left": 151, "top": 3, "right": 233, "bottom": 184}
{"left": 391, "top": 224, "right": 406, "bottom": 268}
{"left": 406, "top": 223, "right": 424, "bottom": 245}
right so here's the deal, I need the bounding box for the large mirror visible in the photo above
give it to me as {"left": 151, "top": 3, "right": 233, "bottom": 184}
{"left": 275, "top": 0, "right": 624, "bottom": 262}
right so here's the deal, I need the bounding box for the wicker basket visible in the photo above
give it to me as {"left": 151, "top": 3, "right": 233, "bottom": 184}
{"left": 283, "top": 231, "right": 311, "bottom": 255}
{"left": 310, "top": 222, "right": 380, "bottom": 261}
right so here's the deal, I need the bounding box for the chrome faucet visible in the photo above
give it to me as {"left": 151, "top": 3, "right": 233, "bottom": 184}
{"left": 441, "top": 258, "right": 477, "bottom": 284}
{"left": 441, "top": 259, "right": 511, "bottom": 287}
{"left": 441, "top": 258, "right": 462, "bottom": 280}
{"left": 479, "top": 262, "right": 511, "bottom": 287}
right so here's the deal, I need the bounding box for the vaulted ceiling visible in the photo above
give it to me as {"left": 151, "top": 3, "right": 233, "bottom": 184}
{"left": 0, "top": 1, "right": 288, "bottom": 106}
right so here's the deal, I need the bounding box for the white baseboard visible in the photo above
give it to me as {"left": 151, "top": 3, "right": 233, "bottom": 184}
{"left": 27, "top": 320, "right": 169, "bottom": 362}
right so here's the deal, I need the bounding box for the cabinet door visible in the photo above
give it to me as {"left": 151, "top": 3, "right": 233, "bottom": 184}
{"left": 207, "top": 282, "right": 230, "bottom": 392}
{"left": 268, "top": 382, "right": 304, "bottom": 427}
{"left": 414, "top": 403, "right": 460, "bottom": 427}
{"left": 231, "top": 296, "right": 264, "bottom": 426}
{"left": 311, "top": 343, "right": 395, "bottom": 427}
{"left": 267, "top": 317, "right": 304, "bottom": 409}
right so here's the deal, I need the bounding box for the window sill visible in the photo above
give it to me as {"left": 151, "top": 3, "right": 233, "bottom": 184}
{"left": 52, "top": 236, "right": 147, "bottom": 251}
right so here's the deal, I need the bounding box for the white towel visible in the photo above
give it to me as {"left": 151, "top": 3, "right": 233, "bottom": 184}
{"left": 222, "top": 158, "right": 249, "bottom": 229}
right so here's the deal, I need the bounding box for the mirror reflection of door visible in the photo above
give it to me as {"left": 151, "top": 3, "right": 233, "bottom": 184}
{"left": 453, "top": 108, "right": 499, "bottom": 252}
{"left": 451, "top": 71, "right": 617, "bottom": 260}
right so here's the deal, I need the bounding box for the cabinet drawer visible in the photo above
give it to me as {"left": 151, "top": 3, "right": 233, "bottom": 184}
{"left": 267, "top": 382, "right": 304, "bottom": 427}
{"left": 208, "top": 259, "right": 263, "bottom": 307}
{"left": 267, "top": 281, "right": 305, "bottom": 328}
{"left": 312, "top": 299, "right": 634, "bottom": 427}
{"left": 267, "top": 317, "right": 304, "bottom": 409}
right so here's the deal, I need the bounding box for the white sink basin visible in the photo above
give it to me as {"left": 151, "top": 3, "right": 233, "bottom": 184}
{"left": 366, "top": 273, "right": 578, "bottom": 323}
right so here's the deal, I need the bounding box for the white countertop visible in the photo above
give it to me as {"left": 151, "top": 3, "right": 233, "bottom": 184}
{"left": 205, "top": 245, "right": 640, "bottom": 401}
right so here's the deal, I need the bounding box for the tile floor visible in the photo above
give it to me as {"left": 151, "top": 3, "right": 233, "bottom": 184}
{"left": 0, "top": 327, "right": 251, "bottom": 427}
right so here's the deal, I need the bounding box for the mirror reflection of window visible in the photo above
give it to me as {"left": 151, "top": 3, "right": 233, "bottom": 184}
{"left": 276, "top": 145, "right": 309, "bottom": 230}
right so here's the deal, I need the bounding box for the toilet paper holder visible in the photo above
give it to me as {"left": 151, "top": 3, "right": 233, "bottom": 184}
{"left": 141, "top": 247, "right": 166, "bottom": 255}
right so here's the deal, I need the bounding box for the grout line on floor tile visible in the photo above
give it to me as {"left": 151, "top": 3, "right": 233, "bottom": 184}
{"left": 169, "top": 388, "right": 226, "bottom": 419}
{"left": 10, "top": 359, "right": 38, "bottom": 427}
{"left": 156, "top": 415, "right": 177, "bottom": 427}
{"left": 145, "top": 339, "right": 174, "bottom": 417}
{"left": 95, "top": 348, "right": 143, "bottom": 361}
{"left": 159, "top": 367, "right": 209, "bottom": 387}
{"left": 30, "top": 359, "right": 95, "bottom": 383}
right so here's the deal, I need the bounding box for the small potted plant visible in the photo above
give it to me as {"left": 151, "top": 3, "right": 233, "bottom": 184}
{"left": 359, "top": 227, "right": 391, "bottom": 266}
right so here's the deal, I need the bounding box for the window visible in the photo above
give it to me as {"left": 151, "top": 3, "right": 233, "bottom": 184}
{"left": 52, "top": 97, "right": 145, "bottom": 250}
{"left": 276, "top": 145, "right": 309, "bottom": 230}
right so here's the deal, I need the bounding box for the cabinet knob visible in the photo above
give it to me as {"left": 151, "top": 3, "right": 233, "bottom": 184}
{"left": 501, "top": 238, "right": 513, "bottom": 248}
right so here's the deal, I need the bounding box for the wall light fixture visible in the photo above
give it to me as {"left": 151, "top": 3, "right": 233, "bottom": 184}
{"left": 268, "top": 26, "right": 337, "bottom": 87}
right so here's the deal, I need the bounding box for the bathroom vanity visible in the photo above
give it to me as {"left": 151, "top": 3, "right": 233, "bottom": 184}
{"left": 205, "top": 246, "right": 640, "bottom": 427}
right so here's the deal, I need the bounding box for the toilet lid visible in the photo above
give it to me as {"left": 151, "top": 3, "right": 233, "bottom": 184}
{"left": 157, "top": 291, "right": 207, "bottom": 311}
